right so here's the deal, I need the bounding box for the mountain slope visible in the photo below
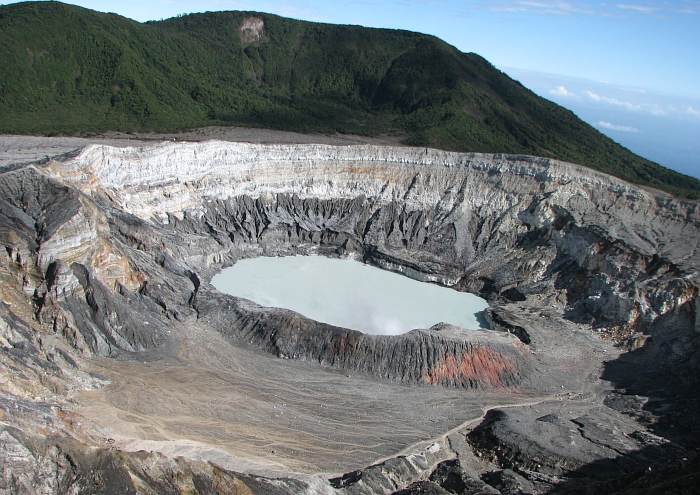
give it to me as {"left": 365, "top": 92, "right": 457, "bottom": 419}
{"left": 1, "top": 1, "right": 698, "bottom": 198}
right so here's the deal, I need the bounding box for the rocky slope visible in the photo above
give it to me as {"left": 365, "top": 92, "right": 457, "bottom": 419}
{"left": 53, "top": 142, "right": 699, "bottom": 329}
{"left": 0, "top": 140, "right": 698, "bottom": 493}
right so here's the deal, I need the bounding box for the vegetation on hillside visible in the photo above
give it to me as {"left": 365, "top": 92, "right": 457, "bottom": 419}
{"left": 1, "top": 1, "right": 698, "bottom": 198}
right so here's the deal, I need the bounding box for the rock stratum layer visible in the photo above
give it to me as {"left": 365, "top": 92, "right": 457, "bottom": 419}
{"left": 0, "top": 140, "right": 698, "bottom": 494}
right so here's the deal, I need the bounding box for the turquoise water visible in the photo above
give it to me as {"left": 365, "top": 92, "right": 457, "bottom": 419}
{"left": 211, "top": 255, "right": 488, "bottom": 335}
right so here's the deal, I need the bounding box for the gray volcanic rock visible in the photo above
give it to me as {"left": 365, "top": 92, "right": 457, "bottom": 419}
{"left": 467, "top": 407, "right": 633, "bottom": 476}
{"left": 335, "top": 451, "right": 447, "bottom": 493}
{"left": 466, "top": 400, "right": 690, "bottom": 488}
{"left": 393, "top": 481, "right": 453, "bottom": 495}
{"left": 198, "top": 292, "right": 530, "bottom": 389}
{"left": 482, "top": 469, "right": 535, "bottom": 495}
{"left": 429, "top": 459, "right": 500, "bottom": 494}
{"left": 0, "top": 425, "right": 308, "bottom": 495}
{"left": 0, "top": 140, "right": 698, "bottom": 494}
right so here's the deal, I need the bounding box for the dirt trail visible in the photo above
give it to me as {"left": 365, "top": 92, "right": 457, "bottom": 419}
{"left": 367, "top": 394, "right": 558, "bottom": 468}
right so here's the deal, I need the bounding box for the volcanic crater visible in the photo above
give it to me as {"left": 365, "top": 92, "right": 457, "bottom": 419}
{"left": 1, "top": 136, "right": 698, "bottom": 494}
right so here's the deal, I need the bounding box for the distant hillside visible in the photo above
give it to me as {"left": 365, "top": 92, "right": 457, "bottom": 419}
{"left": 1, "top": 1, "right": 698, "bottom": 198}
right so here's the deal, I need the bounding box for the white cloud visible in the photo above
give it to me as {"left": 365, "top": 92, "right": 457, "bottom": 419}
{"left": 549, "top": 85, "right": 577, "bottom": 97}
{"left": 583, "top": 89, "right": 700, "bottom": 118}
{"left": 616, "top": 3, "right": 659, "bottom": 14}
{"left": 597, "top": 121, "right": 640, "bottom": 133}
{"left": 584, "top": 90, "right": 671, "bottom": 116}
{"left": 677, "top": 1, "right": 700, "bottom": 14}
{"left": 484, "top": 0, "right": 698, "bottom": 16}
{"left": 585, "top": 89, "right": 641, "bottom": 110}
{"left": 490, "top": 1, "right": 593, "bottom": 15}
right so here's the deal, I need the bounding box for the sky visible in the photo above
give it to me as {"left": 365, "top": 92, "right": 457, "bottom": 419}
{"left": 3, "top": 0, "right": 700, "bottom": 176}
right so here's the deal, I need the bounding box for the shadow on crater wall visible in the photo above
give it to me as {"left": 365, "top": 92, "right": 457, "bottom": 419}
{"left": 547, "top": 301, "right": 700, "bottom": 494}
